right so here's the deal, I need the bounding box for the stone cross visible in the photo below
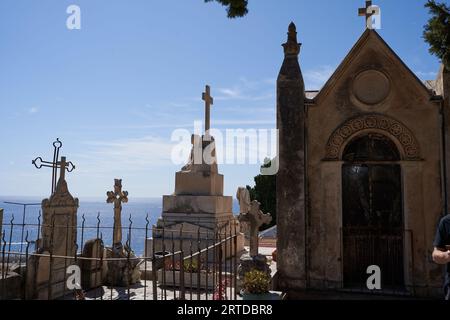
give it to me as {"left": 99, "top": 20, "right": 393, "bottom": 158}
{"left": 106, "top": 179, "right": 128, "bottom": 245}
{"left": 202, "top": 85, "right": 214, "bottom": 139}
{"left": 358, "top": 0, "right": 380, "bottom": 30}
{"left": 238, "top": 200, "right": 272, "bottom": 257}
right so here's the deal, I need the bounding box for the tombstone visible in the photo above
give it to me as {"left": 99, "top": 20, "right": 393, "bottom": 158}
{"left": 237, "top": 201, "right": 272, "bottom": 289}
{"left": 104, "top": 179, "right": 141, "bottom": 287}
{"left": 238, "top": 200, "right": 271, "bottom": 257}
{"left": 27, "top": 139, "right": 78, "bottom": 299}
{"left": 80, "top": 239, "right": 106, "bottom": 290}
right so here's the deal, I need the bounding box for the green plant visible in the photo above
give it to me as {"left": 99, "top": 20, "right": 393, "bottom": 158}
{"left": 423, "top": 1, "right": 450, "bottom": 70}
{"left": 242, "top": 269, "right": 271, "bottom": 294}
{"left": 183, "top": 259, "right": 200, "bottom": 273}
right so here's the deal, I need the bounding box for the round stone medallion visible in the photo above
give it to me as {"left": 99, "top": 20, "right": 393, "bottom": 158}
{"left": 353, "top": 70, "right": 390, "bottom": 105}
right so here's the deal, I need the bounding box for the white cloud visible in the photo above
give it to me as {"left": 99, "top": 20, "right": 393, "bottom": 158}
{"left": 215, "top": 77, "right": 275, "bottom": 102}
{"left": 77, "top": 136, "right": 178, "bottom": 174}
{"left": 28, "top": 107, "right": 39, "bottom": 114}
{"left": 304, "top": 65, "right": 335, "bottom": 90}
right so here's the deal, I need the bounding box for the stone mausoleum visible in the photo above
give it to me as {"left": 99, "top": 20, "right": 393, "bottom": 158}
{"left": 275, "top": 17, "right": 450, "bottom": 298}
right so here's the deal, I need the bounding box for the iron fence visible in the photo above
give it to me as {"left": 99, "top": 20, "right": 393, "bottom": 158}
{"left": 0, "top": 211, "right": 240, "bottom": 300}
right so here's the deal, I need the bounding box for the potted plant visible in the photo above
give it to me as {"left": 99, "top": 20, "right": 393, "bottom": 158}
{"left": 241, "top": 269, "right": 280, "bottom": 300}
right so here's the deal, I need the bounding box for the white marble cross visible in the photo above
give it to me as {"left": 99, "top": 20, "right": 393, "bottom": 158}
{"left": 106, "top": 179, "right": 128, "bottom": 245}
{"left": 202, "top": 85, "right": 214, "bottom": 138}
{"left": 238, "top": 200, "right": 272, "bottom": 257}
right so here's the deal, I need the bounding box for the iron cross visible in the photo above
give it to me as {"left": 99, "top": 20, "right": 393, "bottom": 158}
{"left": 32, "top": 138, "right": 75, "bottom": 194}
{"left": 202, "top": 85, "right": 214, "bottom": 138}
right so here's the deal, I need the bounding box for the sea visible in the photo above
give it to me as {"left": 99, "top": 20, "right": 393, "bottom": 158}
{"left": 0, "top": 196, "right": 240, "bottom": 256}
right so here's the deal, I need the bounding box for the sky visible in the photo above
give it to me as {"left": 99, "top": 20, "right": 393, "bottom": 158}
{"left": 0, "top": 0, "right": 442, "bottom": 199}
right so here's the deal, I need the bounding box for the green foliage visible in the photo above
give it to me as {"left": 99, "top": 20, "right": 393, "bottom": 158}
{"left": 423, "top": 0, "right": 450, "bottom": 70}
{"left": 204, "top": 0, "right": 249, "bottom": 18}
{"left": 183, "top": 259, "right": 200, "bottom": 273}
{"left": 246, "top": 158, "right": 276, "bottom": 230}
{"left": 242, "top": 269, "right": 271, "bottom": 294}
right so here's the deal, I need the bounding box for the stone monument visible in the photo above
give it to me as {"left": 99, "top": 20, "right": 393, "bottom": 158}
{"left": 238, "top": 200, "right": 272, "bottom": 257}
{"left": 147, "top": 85, "right": 244, "bottom": 259}
{"left": 237, "top": 200, "right": 272, "bottom": 286}
{"left": 104, "top": 179, "right": 141, "bottom": 287}
{"left": 27, "top": 139, "right": 78, "bottom": 299}
{"left": 106, "top": 179, "right": 128, "bottom": 246}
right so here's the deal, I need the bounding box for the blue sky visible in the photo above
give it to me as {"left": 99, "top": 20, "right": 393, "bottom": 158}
{"left": 0, "top": 0, "right": 442, "bottom": 199}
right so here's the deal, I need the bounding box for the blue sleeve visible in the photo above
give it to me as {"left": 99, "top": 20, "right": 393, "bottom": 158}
{"left": 434, "top": 218, "right": 448, "bottom": 249}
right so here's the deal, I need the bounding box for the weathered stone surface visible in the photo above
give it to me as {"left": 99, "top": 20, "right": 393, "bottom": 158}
{"left": 238, "top": 200, "right": 271, "bottom": 257}
{"left": 106, "top": 179, "right": 128, "bottom": 245}
{"left": 275, "top": 22, "right": 306, "bottom": 290}
{"left": 150, "top": 86, "right": 244, "bottom": 261}
{"left": 275, "top": 20, "right": 445, "bottom": 298}
{"left": 105, "top": 243, "right": 142, "bottom": 287}
{"left": 81, "top": 238, "right": 106, "bottom": 290}
{"left": 175, "top": 171, "right": 223, "bottom": 196}
{"left": 27, "top": 157, "right": 79, "bottom": 300}
{"left": 163, "top": 195, "right": 232, "bottom": 214}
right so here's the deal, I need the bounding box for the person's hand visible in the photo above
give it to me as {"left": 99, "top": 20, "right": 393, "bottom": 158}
{"left": 443, "top": 250, "right": 450, "bottom": 263}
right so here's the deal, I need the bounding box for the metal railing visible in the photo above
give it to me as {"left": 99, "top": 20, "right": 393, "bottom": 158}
{"left": 0, "top": 211, "right": 240, "bottom": 300}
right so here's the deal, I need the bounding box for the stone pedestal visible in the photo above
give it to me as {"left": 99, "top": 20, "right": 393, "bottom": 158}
{"left": 104, "top": 243, "right": 142, "bottom": 287}
{"left": 148, "top": 135, "right": 244, "bottom": 260}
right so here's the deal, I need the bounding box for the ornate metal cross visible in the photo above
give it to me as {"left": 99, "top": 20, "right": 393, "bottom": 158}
{"left": 106, "top": 179, "right": 128, "bottom": 245}
{"left": 202, "top": 85, "right": 214, "bottom": 138}
{"left": 32, "top": 138, "right": 75, "bottom": 194}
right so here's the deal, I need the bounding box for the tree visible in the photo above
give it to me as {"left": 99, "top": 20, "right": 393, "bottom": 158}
{"left": 204, "top": 0, "right": 249, "bottom": 18}
{"left": 246, "top": 159, "right": 276, "bottom": 230}
{"left": 423, "top": 0, "right": 450, "bottom": 70}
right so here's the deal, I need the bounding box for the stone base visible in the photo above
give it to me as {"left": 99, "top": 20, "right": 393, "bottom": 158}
{"left": 162, "top": 195, "right": 233, "bottom": 215}
{"left": 157, "top": 270, "right": 215, "bottom": 290}
{"left": 104, "top": 243, "right": 142, "bottom": 287}
{"left": 175, "top": 171, "right": 223, "bottom": 196}
{"left": 26, "top": 251, "right": 75, "bottom": 300}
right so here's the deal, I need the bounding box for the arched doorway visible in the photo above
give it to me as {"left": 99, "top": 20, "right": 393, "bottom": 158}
{"left": 342, "top": 133, "right": 404, "bottom": 289}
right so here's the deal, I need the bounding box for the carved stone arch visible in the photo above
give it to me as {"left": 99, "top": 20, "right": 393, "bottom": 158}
{"left": 325, "top": 114, "right": 421, "bottom": 161}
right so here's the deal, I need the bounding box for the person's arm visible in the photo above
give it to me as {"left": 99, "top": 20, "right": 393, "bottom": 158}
{"left": 432, "top": 247, "right": 450, "bottom": 264}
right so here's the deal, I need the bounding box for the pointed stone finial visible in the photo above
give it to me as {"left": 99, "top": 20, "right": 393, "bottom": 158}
{"left": 283, "top": 22, "right": 301, "bottom": 57}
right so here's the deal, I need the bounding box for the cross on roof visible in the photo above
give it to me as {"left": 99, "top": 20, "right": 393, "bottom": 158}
{"left": 358, "top": 1, "right": 380, "bottom": 30}
{"left": 202, "top": 85, "right": 214, "bottom": 138}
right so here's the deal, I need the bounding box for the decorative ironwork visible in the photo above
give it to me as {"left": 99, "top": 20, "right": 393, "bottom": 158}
{"left": 32, "top": 138, "right": 75, "bottom": 194}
